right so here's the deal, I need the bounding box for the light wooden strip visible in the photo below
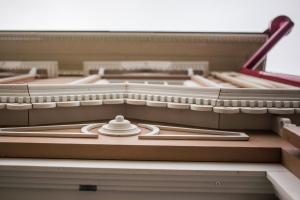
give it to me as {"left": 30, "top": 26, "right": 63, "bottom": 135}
{"left": 69, "top": 74, "right": 100, "bottom": 84}
{"left": 138, "top": 134, "right": 249, "bottom": 141}
{"left": 183, "top": 80, "right": 199, "bottom": 87}
{"left": 212, "top": 72, "right": 267, "bottom": 89}
{"left": 232, "top": 72, "right": 298, "bottom": 89}
{"left": 154, "top": 124, "right": 244, "bottom": 136}
{"left": 94, "top": 79, "right": 109, "bottom": 84}
{"left": 0, "top": 124, "right": 89, "bottom": 131}
{"left": 191, "top": 75, "right": 222, "bottom": 88}
{"left": 138, "top": 124, "right": 248, "bottom": 140}
{"left": 236, "top": 76, "right": 277, "bottom": 88}
{"left": 0, "top": 131, "right": 98, "bottom": 138}
{"left": 0, "top": 124, "right": 99, "bottom": 138}
{"left": 0, "top": 68, "right": 36, "bottom": 84}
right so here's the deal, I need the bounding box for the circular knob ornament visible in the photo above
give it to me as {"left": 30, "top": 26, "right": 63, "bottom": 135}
{"left": 99, "top": 115, "right": 141, "bottom": 136}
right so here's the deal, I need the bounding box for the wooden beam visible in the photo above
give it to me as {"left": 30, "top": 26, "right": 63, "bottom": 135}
{"left": 191, "top": 75, "right": 222, "bottom": 87}
{"left": 282, "top": 125, "right": 300, "bottom": 149}
{"left": 69, "top": 74, "right": 100, "bottom": 84}
{"left": 212, "top": 72, "right": 268, "bottom": 88}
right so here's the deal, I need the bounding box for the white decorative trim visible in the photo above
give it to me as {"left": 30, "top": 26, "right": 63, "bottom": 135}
{"left": 80, "top": 123, "right": 105, "bottom": 134}
{"left": 6, "top": 103, "right": 32, "bottom": 110}
{"left": 126, "top": 83, "right": 219, "bottom": 99}
{"left": 80, "top": 100, "right": 103, "bottom": 106}
{"left": 167, "top": 102, "right": 190, "bottom": 109}
{"left": 0, "top": 85, "right": 29, "bottom": 99}
{"left": 268, "top": 108, "right": 295, "bottom": 115}
{"left": 190, "top": 104, "right": 213, "bottom": 112}
{"left": 138, "top": 124, "right": 160, "bottom": 135}
{"left": 99, "top": 115, "right": 141, "bottom": 137}
{"left": 146, "top": 101, "right": 167, "bottom": 107}
{"left": 219, "top": 88, "right": 300, "bottom": 101}
{"left": 271, "top": 116, "right": 294, "bottom": 136}
{"left": 125, "top": 99, "right": 146, "bottom": 105}
{"left": 0, "top": 61, "right": 58, "bottom": 78}
{"left": 103, "top": 99, "right": 124, "bottom": 104}
{"left": 0, "top": 84, "right": 299, "bottom": 117}
{"left": 83, "top": 61, "right": 209, "bottom": 76}
{"left": 28, "top": 84, "right": 126, "bottom": 97}
{"left": 56, "top": 101, "right": 80, "bottom": 107}
{"left": 0, "top": 124, "right": 99, "bottom": 138}
{"left": 139, "top": 124, "right": 249, "bottom": 141}
{"left": 213, "top": 107, "right": 240, "bottom": 114}
{"left": 240, "top": 107, "right": 268, "bottom": 114}
{"left": 32, "top": 102, "right": 56, "bottom": 109}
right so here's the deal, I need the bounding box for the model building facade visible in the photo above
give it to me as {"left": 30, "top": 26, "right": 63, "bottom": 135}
{"left": 0, "top": 16, "right": 299, "bottom": 200}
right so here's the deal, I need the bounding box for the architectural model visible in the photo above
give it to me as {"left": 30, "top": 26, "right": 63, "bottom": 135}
{"left": 0, "top": 16, "right": 299, "bottom": 200}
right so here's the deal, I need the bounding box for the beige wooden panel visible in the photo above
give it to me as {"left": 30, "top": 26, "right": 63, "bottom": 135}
{"left": 0, "top": 32, "right": 266, "bottom": 71}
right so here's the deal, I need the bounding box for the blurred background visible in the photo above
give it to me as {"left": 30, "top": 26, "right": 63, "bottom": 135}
{"left": 0, "top": 0, "right": 299, "bottom": 75}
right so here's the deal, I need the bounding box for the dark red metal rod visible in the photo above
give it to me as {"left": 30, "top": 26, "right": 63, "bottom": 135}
{"left": 240, "top": 15, "right": 300, "bottom": 87}
{"left": 242, "top": 15, "right": 294, "bottom": 70}
{"left": 241, "top": 68, "right": 300, "bottom": 87}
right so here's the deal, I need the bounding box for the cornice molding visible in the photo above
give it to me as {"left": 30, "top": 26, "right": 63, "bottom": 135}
{"left": 0, "top": 32, "right": 267, "bottom": 43}
{"left": 0, "top": 84, "right": 299, "bottom": 115}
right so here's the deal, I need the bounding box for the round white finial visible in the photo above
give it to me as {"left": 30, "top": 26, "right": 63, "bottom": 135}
{"left": 115, "top": 115, "right": 124, "bottom": 122}
{"left": 98, "top": 115, "right": 141, "bottom": 136}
